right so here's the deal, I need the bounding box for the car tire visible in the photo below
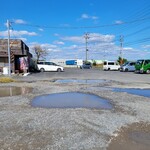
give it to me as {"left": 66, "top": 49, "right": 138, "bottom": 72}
{"left": 40, "top": 68, "right": 45, "bottom": 72}
{"left": 57, "top": 68, "right": 61, "bottom": 72}
{"left": 125, "top": 68, "right": 128, "bottom": 72}
{"left": 146, "top": 69, "right": 150, "bottom": 74}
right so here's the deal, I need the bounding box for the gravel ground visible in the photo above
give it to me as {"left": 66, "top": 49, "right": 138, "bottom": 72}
{"left": 0, "top": 68, "right": 150, "bottom": 150}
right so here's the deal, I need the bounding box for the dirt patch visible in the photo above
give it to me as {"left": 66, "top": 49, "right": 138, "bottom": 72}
{"left": 107, "top": 122, "right": 150, "bottom": 150}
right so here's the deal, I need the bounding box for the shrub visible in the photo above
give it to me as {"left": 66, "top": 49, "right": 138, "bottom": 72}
{"left": 0, "top": 77, "right": 14, "bottom": 83}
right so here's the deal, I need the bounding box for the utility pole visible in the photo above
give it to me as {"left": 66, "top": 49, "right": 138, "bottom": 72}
{"left": 120, "top": 35, "right": 124, "bottom": 65}
{"left": 7, "top": 20, "right": 11, "bottom": 76}
{"left": 84, "top": 33, "right": 90, "bottom": 62}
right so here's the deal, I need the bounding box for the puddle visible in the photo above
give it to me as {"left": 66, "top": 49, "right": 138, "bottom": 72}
{"left": 0, "top": 86, "right": 33, "bottom": 97}
{"left": 55, "top": 79, "right": 107, "bottom": 84}
{"left": 107, "top": 122, "right": 150, "bottom": 150}
{"left": 113, "top": 88, "right": 150, "bottom": 98}
{"left": 31, "top": 92, "right": 112, "bottom": 109}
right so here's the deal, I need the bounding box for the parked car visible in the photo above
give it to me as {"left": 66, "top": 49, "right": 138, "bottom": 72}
{"left": 135, "top": 59, "right": 150, "bottom": 74}
{"left": 103, "top": 61, "right": 120, "bottom": 71}
{"left": 80, "top": 63, "right": 92, "bottom": 69}
{"left": 37, "top": 61, "right": 64, "bottom": 72}
{"left": 120, "top": 61, "right": 136, "bottom": 72}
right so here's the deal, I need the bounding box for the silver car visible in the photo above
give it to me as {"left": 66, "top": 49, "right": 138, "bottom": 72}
{"left": 120, "top": 61, "right": 136, "bottom": 72}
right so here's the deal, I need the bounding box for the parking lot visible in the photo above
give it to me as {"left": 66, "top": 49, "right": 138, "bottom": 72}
{"left": 23, "top": 68, "right": 150, "bottom": 88}
{"left": 0, "top": 68, "right": 150, "bottom": 150}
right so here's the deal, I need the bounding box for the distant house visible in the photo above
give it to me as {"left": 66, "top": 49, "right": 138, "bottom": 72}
{"left": 50, "top": 59, "right": 83, "bottom": 67}
{"left": 0, "top": 39, "right": 32, "bottom": 73}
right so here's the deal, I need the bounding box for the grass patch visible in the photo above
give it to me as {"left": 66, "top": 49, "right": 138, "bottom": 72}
{"left": 0, "top": 77, "right": 14, "bottom": 83}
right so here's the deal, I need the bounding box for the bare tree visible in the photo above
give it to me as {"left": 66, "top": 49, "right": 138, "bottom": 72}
{"left": 33, "top": 45, "right": 48, "bottom": 62}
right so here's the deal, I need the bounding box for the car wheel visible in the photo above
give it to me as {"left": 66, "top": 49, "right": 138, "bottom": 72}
{"left": 125, "top": 68, "right": 128, "bottom": 72}
{"left": 40, "top": 68, "right": 45, "bottom": 72}
{"left": 146, "top": 69, "right": 150, "bottom": 74}
{"left": 57, "top": 68, "right": 61, "bottom": 72}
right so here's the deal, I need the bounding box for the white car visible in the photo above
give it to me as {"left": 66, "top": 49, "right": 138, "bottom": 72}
{"left": 103, "top": 61, "right": 120, "bottom": 71}
{"left": 37, "top": 61, "right": 64, "bottom": 72}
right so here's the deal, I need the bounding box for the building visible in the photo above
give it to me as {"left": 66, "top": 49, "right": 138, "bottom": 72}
{"left": 50, "top": 59, "right": 83, "bottom": 68}
{"left": 0, "top": 39, "right": 32, "bottom": 73}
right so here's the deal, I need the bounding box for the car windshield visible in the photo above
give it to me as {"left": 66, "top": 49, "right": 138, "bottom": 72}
{"left": 136, "top": 60, "right": 144, "bottom": 65}
{"left": 122, "top": 62, "right": 129, "bottom": 66}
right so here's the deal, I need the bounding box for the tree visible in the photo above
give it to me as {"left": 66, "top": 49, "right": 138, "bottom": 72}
{"left": 33, "top": 45, "right": 48, "bottom": 62}
{"left": 117, "top": 56, "right": 127, "bottom": 65}
{"left": 93, "top": 60, "right": 97, "bottom": 66}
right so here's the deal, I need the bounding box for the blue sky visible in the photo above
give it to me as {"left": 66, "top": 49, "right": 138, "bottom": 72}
{"left": 0, "top": 0, "right": 150, "bottom": 61}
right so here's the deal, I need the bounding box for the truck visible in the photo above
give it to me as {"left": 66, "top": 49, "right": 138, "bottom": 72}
{"left": 135, "top": 59, "right": 150, "bottom": 74}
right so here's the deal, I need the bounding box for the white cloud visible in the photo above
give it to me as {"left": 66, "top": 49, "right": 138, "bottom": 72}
{"left": 60, "top": 24, "right": 71, "bottom": 27}
{"left": 80, "top": 13, "right": 99, "bottom": 20}
{"left": 28, "top": 40, "right": 150, "bottom": 61}
{"left": 0, "top": 30, "right": 37, "bottom": 37}
{"left": 142, "top": 44, "right": 150, "bottom": 49}
{"left": 123, "top": 47, "right": 134, "bottom": 50}
{"left": 13, "top": 19, "right": 27, "bottom": 24}
{"left": 47, "top": 49, "right": 61, "bottom": 52}
{"left": 40, "top": 43, "right": 58, "bottom": 49}
{"left": 60, "top": 33, "right": 115, "bottom": 44}
{"left": 17, "top": 38, "right": 27, "bottom": 42}
{"left": 81, "top": 14, "right": 89, "bottom": 19}
{"left": 89, "top": 33, "right": 115, "bottom": 43}
{"left": 53, "top": 41, "right": 65, "bottom": 45}
{"left": 27, "top": 32, "right": 150, "bottom": 61}
{"left": 38, "top": 28, "right": 44, "bottom": 31}
{"left": 12, "top": 30, "right": 37, "bottom": 36}
{"left": 115, "top": 20, "right": 124, "bottom": 24}
{"left": 29, "top": 42, "right": 61, "bottom": 53}
{"left": 64, "top": 45, "right": 79, "bottom": 50}
{"left": 61, "top": 35, "right": 84, "bottom": 43}
{"left": 54, "top": 33, "right": 60, "bottom": 37}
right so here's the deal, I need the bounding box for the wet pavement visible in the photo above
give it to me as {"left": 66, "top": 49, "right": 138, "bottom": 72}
{"left": 0, "top": 86, "right": 33, "bottom": 97}
{"left": 55, "top": 79, "right": 107, "bottom": 84}
{"left": 107, "top": 122, "right": 150, "bottom": 150}
{"left": 31, "top": 92, "right": 112, "bottom": 109}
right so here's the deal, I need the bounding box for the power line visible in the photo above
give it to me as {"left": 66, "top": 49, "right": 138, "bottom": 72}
{"left": 12, "top": 17, "right": 150, "bottom": 30}
{"left": 124, "top": 37, "right": 150, "bottom": 46}
{"left": 124, "top": 26, "right": 150, "bottom": 38}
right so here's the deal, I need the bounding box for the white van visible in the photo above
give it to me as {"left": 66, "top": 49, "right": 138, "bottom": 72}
{"left": 103, "top": 61, "right": 120, "bottom": 71}
{"left": 37, "top": 61, "right": 64, "bottom": 72}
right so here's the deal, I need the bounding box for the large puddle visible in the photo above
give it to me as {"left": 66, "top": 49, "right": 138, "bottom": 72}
{"left": 107, "top": 122, "right": 150, "bottom": 150}
{"left": 55, "top": 79, "right": 107, "bottom": 84}
{"left": 113, "top": 88, "right": 150, "bottom": 98}
{"left": 31, "top": 92, "right": 112, "bottom": 109}
{"left": 0, "top": 86, "right": 33, "bottom": 97}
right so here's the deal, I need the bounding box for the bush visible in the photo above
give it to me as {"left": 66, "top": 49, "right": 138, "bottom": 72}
{"left": 0, "top": 77, "right": 14, "bottom": 83}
